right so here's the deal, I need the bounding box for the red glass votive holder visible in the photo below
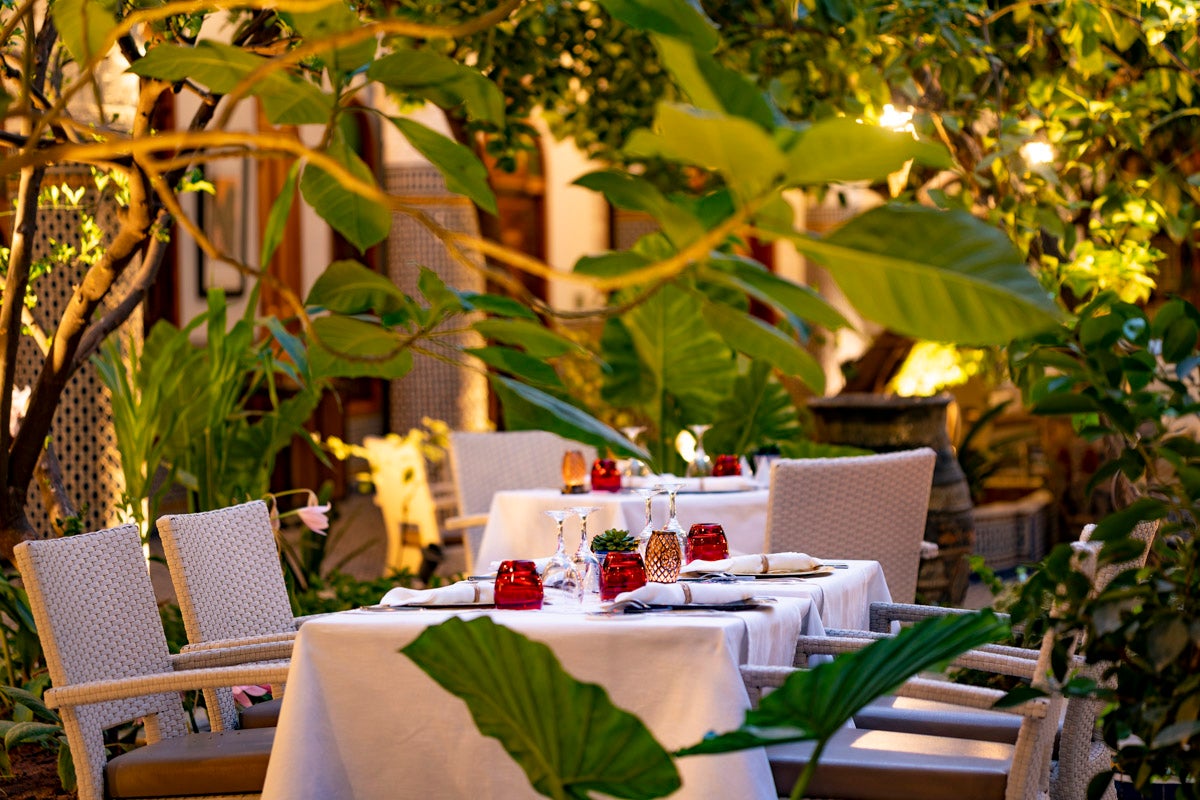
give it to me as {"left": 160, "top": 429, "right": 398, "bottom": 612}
{"left": 591, "top": 458, "right": 621, "bottom": 492}
{"left": 494, "top": 560, "right": 543, "bottom": 610}
{"left": 685, "top": 523, "right": 730, "bottom": 563}
{"left": 712, "top": 455, "right": 742, "bottom": 477}
{"left": 599, "top": 552, "right": 647, "bottom": 601}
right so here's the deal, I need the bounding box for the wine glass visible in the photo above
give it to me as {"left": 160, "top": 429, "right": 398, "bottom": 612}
{"left": 630, "top": 486, "right": 663, "bottom": 550}
{"left": 541, "top": 509, "right": 581, "bottom": 604}
{"left": 568, "top": 505, "right": 602, "bottom": 597}
{"left": 686, "top": 424, "right": 713, "bottom": 478}
{"left": 655, "top": 482, "right": 687, "bottom": 551}
{"left": 621, "top": 426, "right": 650, "bottom": 477}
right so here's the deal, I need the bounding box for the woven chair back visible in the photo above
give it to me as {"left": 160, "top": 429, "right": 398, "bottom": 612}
{"left": 765, "top": 448, "right": 937, "bottom": 604}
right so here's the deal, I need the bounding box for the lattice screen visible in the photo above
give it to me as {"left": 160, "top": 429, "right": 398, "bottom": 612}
{"left": 384, "top": 164, "right": 488, "bottom": 437}
{"left": 16, "top": 169, "right": 141, "bottom": 537}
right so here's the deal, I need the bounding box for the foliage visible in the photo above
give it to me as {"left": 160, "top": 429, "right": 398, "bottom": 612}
{"left": 403, "top": 616, "right": 681, "bottom": 800}
{"left": 591, "top": 529, "right": 637, "bottom": 553}
{"left": 405, "top": 610, "right": 1006, "bottom": 800}
{"left": 1009, "top": 295, "right": 1200, "bottom": 794}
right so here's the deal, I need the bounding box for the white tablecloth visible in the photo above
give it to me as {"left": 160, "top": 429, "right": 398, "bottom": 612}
{"left": 714, "top": 559, "right": 892, "bottom": 632}
{"left": 476, "top": 488, "right": 771, "bottom": 568}
{"left": 262, "top": 597, "right": 813, "bottom": 800}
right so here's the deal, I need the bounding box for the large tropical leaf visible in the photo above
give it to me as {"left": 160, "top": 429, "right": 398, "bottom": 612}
{"left": 652, "top": 35, "right": 777, "bottom": 130}
{"left": 700, "top": 255, "right": 849, "bottom": 332}
{"left": 286, "top": 0, "right": 376, "bottom": 75}
{"left": 472, "top": 318, "right": 580, "bottom": 359}
{"left": 129, "top": 41, "right": 332, "bottom": 125}
{"left": 777, "top": 205, "right": 1063, "bottom": 345}
{"left": 625, "top": 103, "right": 787, "bottom": 200}
{"left": 676, "top": 611, "right": 1009, "bottom": 795}
{"left": 306, "top": 259, "right": 408, "bottom": 316}
{"left": 700, "top": 302, "right": 825, "bottom": 392}
{"left": 594, "top": 0, "right": 719, "bottom": 52}
{"left": 491, "top": 375, "right": 647, "bottom": 461}
{"left": 703, "top": 360, "right": 807, "bottom": 458}
{"left": 467, "top": 346, "right": 564, "bottom": 388}
{"left": 573, "top": 170, "right": 703, "bottom": 247}
{"left": 402, "top": 617, "right": 680, "bottom": 800}
{"left": 300, "top": 139, "right": 392, "bottom": 252}
{"left": 783, "top": 116, "right": 951, "bottom": 186}
{"left": 390, "top": 118, "right": 497, "bottom": 214}
{"left": 53, "top": 0, "right": 119, "bottom": 65}
{"left": 308, "top": 317, "right": 414, "bottom": 380}
{"left": 368, "top": 51, "right": 505, "bottom": 125}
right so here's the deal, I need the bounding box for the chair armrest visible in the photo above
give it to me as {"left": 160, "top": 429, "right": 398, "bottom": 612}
{"left": 444, "top": 513, "right": 488, "bottom": 531}
{"left": 869, "top": 602, "right": 1010, "bottom": 633}
{"left": 180, "top": 631, "right": 298, "bottom": 653}
{"left": 792, "top": 634, "right": 1038, "bottom": 680}
{"left": 46, "top": 662, "right": 292, "bottom": 709}
{"left": 171, "top": 640, "right": 294, "bottom": 671}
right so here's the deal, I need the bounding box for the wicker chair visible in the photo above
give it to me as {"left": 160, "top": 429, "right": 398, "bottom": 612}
{"left": 765, "top": 448, "right": 938, "bottom": 604}
{"left": 445, "top": 430, "right": 597, "bottom": 571}
{"left": 156, "top": 500, "right": 303, "bottom": 732}
{"left": 742, "top": 626, "right": 1061, "bottom": 800}
{"left": 14, "top": 525, "right": 292, "bottom": 800}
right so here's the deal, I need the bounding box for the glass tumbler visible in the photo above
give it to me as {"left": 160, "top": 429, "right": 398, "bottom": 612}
{"left": 590, "top": 458, "right": 621, "bottom": 492}
{"left": 685, "top": 523, "right": 730, "bottom": 563}
{"left": 599, "top": 552, "right": 647, "bottom": 601}
{"left": 494, "top": 560, "right": 544, "bottom": 610}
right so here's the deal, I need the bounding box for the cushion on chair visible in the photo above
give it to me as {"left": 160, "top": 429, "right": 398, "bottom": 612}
{"left": 854, "top": 696, "right": 1022, "bottom": 744}
{"left": 239, "top": 696, "right": 283, "bottom": 729}
{"left": 768, "top": 728, "right": 1014, "bottom": 800}
{"left": 105, "top": 727, "right": 274, "bottom": 798}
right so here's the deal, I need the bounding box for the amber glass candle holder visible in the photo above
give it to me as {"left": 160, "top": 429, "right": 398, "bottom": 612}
{"left": 591, "top": 458, "right": 621, "bottom": 492}
{"left": 494, "top": 560, "right": 543, "bottom": 610}
{"left": 644, "top": 530, "right": 682, "bottom": 583}
{"left": 712, "top": 455, "right": 741, "bottom": 477}
{"left": 685, "top": 523, "right": 729, "bottom": 563}
{"left": 599, "top": 552, "right": 647, "bottom": 601}
{"left": 561, "top": 450, "right": 587, "bottom": 494}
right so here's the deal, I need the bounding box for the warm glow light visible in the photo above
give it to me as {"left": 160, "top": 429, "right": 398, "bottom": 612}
{"left": 1021, "top": 141, "right": 1055, "bottom": 166}
{"left": 675, "top": 430, "right": 697, "bottom": 462}
{"left": 879, "top": 104, "right": 915, "bottom": 134}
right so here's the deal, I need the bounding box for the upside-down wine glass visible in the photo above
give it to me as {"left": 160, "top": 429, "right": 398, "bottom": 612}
{"left": 685, "top": 424, "right": 713, "bottom": 478}
{"left": 569, "top": 505, "right": 602, "bottom": 597}
{"left": 656, "top": 482, "right": 687, "bottom": 552}
{"left": 621, "top": 426, "right": 650, "bottom": 477}
{"left": 630, "top": 486, "right": 663, "bottom": 552}
{"left": 541, "top": 509, "right": 581, "bottom": 604}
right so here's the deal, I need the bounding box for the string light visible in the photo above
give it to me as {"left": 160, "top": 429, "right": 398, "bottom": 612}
{"left": 1021, "top": 141, "right": 1055, "bottom": 166}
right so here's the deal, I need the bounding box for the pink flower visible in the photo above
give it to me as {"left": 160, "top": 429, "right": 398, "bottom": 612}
{"left": 297, "top": 502, "right": 331, "bottom": 534}
{"left": 232, "top": 684, "right": 270, "bottom": 708}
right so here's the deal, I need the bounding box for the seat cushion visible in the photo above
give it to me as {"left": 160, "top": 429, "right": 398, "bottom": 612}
{"left": 239, "top": 696, "right": 283, "bottom": 729}
{"left": 854, "top": 696, "right": 1022, "bottom": 744}
{"left": 769, "top": 727, "right": 1014, "bottom": 800}
{"left": 105, "top": 727, "right": 273, "bottom": 798}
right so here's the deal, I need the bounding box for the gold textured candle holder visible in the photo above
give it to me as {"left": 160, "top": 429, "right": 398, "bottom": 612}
{"left": 644, "top": 530, "right": 681, "bottom": 583}
{"left": 561, "top": 449, "right": 587, "bottom": 494}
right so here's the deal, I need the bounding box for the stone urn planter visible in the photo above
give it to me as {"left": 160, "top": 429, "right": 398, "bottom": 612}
{"left": 807, "top": 393, "right": 974, "bottom": 605}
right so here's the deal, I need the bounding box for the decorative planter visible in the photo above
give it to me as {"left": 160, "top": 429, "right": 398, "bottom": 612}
{"left": 807, "top": 393, "right": 974, "bottom": 605}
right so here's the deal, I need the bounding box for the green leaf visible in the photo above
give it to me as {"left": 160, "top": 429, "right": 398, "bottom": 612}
{"left": 300, "top": 139, "right": 392, "bottom": 252}
{"left": 701, "top": 255, "right": 849, "bottom": 331}
{"left": 700, "top": 302, "right": 825, "bottom": 392}
{"left": 0, "top": 687, "right": 57, "bottom": 723}
{"left": 403, "top": 617, "right": 680, "bottom": 799}
{"left": 1147, "top": 617, "right": 1189, "bottom": 671}
{"left": 778, "top": 205, "right": 1062, "bottom": 345}
{"left": 777, "top": 439, "right": 873, "bottom": 458}
{"left": 286, "top": 0, "right": 376, "bottom": 75}
{"left": 593, "top": 0, "right": 719, "bottom": 52}
{"left": 57, "top": 741, "right": 76, "bottom": 793}
{"left": 625, "top": 103, "right": 787, "bottom": 200}
{"left": 784, "top": 116, "right": 951, "bottom": 186}
{"left": 574, "top": 251, "right": 654, "bottom": 278}
{"left": 390, "top": 118, "right": 497, "bottom": 215}
{"left": 573, "top": 170, "right": 703, "bottom": 246}
{"left": 308, "top": 316, "right": 414, "bottom": 380}
{"left": 368, "top": 52, "right": 505, "bottom": 125}
{"left": 4, "top": 721, "right": 63, "bottom": 749}
{"left": 306, "top": 260, "right": 407, "bottom": 315}
{"left": 467, "top": 346, "right": 563, "bottom": 387}
{"left": 53, "top": 0, "right": 119, "bottom": 65}
{"left": 653, "top": 35, "right": 776, "bottom": 130}
{"left": 457, "top": 292, "right": 537, "bottom": 319}
{"left": 129, "top": 42, "right": 333, "bottom": 125}
{"left": 492, "top": 375, "right": 648, "bottom": 461}
{"left": 472, "top": 319, "right": 579, "bottom": 359}
{"left": 1032, "top": 392, "right": 1101, "bottom": 415}
{"left": 260, "top": 162, "right": 300, "bottom": 267}
{"left": 676, "top": 611, "right": 1008, "bottom": 758}
{"left": 704, "top": 360, "right": 807, "bottom": 458}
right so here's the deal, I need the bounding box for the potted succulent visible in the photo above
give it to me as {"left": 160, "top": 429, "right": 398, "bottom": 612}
{"left": 591, "top": 529, "right": 638, "bottom": 556}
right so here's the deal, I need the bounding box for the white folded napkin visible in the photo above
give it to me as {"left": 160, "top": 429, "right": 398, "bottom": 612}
{"left": 380, "top": 580, "right": 494, "bottom": 606}
{"left": 612, "top": 582, "right": 757, "bottom": 605}
{"left": 680, "top": 552, "right": 821, "bottom": 575}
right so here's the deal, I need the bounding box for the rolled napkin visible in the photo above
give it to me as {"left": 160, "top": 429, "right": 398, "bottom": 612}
{"left": 612, "top": 582, "right": 756, "bottom": 605}
{"left": 380, "top": 580, "right": 494, "bottom": 606}
{"left": 679, "top": 551, "right": 821, "bottom": 575}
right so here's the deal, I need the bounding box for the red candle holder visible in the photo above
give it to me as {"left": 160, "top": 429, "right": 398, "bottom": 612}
{"left": 599, "top": 552, "right": 647, "bottom": 601}
{"left": 685, "top": 523, "right": 729, "bottom": 563}
{"left": 712, "top": 455, "right": 742, "bottom": 477}
{"left": 494, "top": 560, "right": 543, "bottom": 610}
{"left": 591, "top": 458, "right": 622, "bottom": 492}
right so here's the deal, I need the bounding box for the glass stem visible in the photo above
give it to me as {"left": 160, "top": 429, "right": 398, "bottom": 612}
{"left": 643, "top": 497, "right": 653, "bottom": 528}
{"left": 669, "top": 492, "right": 677, "bottom": 520}
{"left": 556, "top": 524, "right": 566, "bottom": 554}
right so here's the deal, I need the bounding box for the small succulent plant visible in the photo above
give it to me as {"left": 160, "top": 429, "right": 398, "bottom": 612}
{"left": 591, "top": 528, "right": 638, "bottom": 553}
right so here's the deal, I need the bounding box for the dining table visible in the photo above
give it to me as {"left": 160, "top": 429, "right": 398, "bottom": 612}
{"left": 475, "top": 485, "right": 772, "bottom": 569}
{"left": 261, "top": 593, "right": 816, "bottom": 800}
